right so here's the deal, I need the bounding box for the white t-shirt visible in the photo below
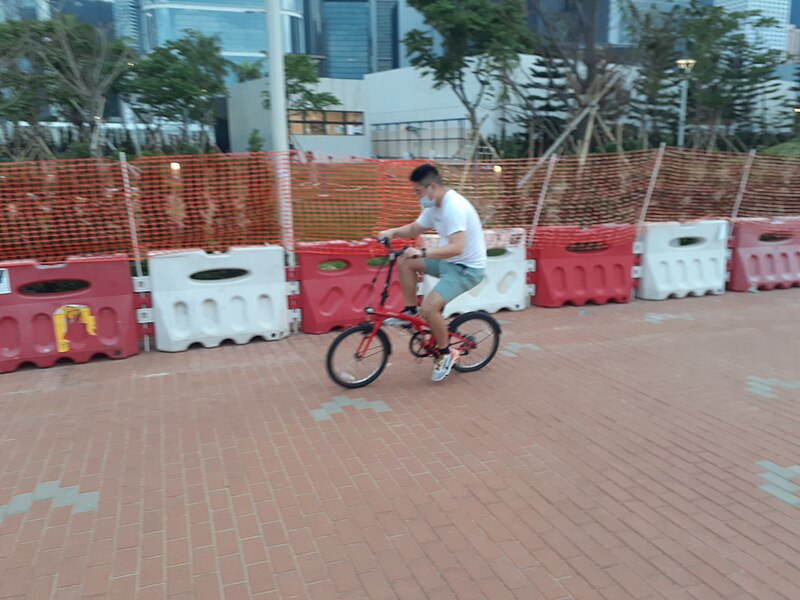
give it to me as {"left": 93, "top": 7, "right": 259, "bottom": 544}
{"left": 416, "top": 190, "right": 487, "bottom": 269}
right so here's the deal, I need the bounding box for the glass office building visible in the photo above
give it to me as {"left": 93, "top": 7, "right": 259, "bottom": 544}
{"left": 321, "top": 0, "right": 371, "bottom": 79}
{"left": 375, "top": 0, "right": 399, "bottom": 72}
{"left": 113, "top": 0, "right": 142, "bottom": 49}
{"left": 0, "top": 0, "right": 50, "bottom": 21}
{"left": 305, "top": 0, "right": 398, "bottom": 79}
{"left": 141, "top": 0, "right": 306, "bottom": 68}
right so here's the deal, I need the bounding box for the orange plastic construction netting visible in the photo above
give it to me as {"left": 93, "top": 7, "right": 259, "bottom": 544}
{"left": 645, "top": 148, "right": 751, "bottom": 223}
{"left": 736, "top": 154, "right": 800, "bottom": 219}
{"left": 0, "top": 158, "right": 132, "bottom": 263}
{"left": 131, "top": 153, "right": 279, "bottom": 255}
{"left": 2, "top": 147, "right": 800, "bottom": 263}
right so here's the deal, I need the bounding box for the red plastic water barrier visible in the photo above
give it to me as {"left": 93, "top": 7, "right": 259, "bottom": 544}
{"left": 528, "top": 225, "right": 636, "bottom": 307}
{"left": 0, "top": 256, "right": 139, "bottom": 374}
{"left": 728, "top": 219, "right": 800, "bottom": 292}
{"left": 295, "top": 242, "right": 406, "bottom": 334}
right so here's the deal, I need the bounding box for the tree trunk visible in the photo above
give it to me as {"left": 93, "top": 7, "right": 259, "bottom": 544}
{"left": 527, "top": 121, "right": 535, "bottom": 158}
{"left": 89, "top": 96, "right": 107, "bottom": 158}
{"left": 707, "top": 114, "right": 721, "bottom": 151}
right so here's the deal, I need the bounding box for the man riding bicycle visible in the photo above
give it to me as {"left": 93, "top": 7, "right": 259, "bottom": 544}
{"left": 378, "top": 163, "right": 487, "bottom": 382}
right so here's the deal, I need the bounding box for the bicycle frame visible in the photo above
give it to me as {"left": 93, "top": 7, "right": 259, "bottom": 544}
{"left": 353, "top": 240, "right": 477, "bottom": 360}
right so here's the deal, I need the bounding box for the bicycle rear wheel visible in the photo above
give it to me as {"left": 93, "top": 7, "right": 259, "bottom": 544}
{"left": 326, "top": 323, "right": 391, "bottom": 388}
{"left": 448, "top": 312, "right": 500, "bottom": 373}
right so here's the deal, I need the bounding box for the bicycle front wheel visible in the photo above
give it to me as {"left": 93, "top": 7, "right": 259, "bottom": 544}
{"left": 449, "top": 312, "right": 501, "bottom": 373}
{"left": 326, "top": 324, "right": 391, "bottom": 389}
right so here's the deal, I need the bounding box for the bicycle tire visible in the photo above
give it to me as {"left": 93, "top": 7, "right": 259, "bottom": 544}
{"left": 448, "top": 312, "right": 501, "bottom": 373}
{"left": 326, "top": 323, "right": 391, "bottom": 388}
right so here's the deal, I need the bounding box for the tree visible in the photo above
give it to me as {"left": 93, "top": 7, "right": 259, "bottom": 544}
{"left": 676, "top": 0, "right": 787, "bottom": 149}
{"left": 247, "top": 129, "right": 265, "bottom": 152}
{"left": 720, "top": 32, "right": 785, "bottom": 148}
{"left": 35, "top": 15, "right": 136, "bottom": 157}
{"left": 121, "top": 30, "right": 228, "bottom": 151}
{"left": 794, "top": 62, "right": 800, "bottom": 135}
{"left": 514, "top": 0, "right": 627, "bottom": 157}
{"left": 501, "top": 54, "right": 572, "bottom": 157}
{"left": 403, "top": 0, "right": 533, "bottom": 143}
{"left": 0, "top": 20, "right": 55, "bottom": 160}
{"left": 262, "top": 54, "right": 340, "bottom": 112}
{"left": 0, "top": 16, "right": 135, "bottom": 159}
{"left": 233, "top": 61, "right": 264, "bottom": 83}
{"left": 626, "top": 8, "right": 680, "bottom": 148}
{"left": 617, "top": 0, "right": 790, "bottom": 150}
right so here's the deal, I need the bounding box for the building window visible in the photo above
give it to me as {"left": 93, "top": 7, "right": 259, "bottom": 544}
{"left": 288, "top": 110, "right": 364, "bottom": 135}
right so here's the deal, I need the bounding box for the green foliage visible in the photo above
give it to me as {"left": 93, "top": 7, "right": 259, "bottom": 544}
{"left": 58, "top": 142, "right": 92, "bottom": 159}
{"left": 403, "top": 0, "right": 533, "bottom": 130}
{"left": 262, "top": 54, "right": 340, "bottom": 112}
{"left": 0, "top": 16, "right": 136, "bottom": 158}
{"left": 627, "top": 9, "right": 680, "bottom": 147}
{"left": 506, "top": 55, "right": 573, "bottom": 156}
{"left": 674, "top": 0, "right": 786, "bottom": 147}
{"left": 233, "top": 60, "right": 264, "bottom": 83}
{"left": 248, "top": 129, "right": 266, "bottom": 152}
{"left": 122, "top": 30, "right": 228, "bottom": 126}
{"left": 0, "top": 20, "right": 49, "bottom": 123}
{"left": 760, "top": 137, "right": 800, "bottom": 156}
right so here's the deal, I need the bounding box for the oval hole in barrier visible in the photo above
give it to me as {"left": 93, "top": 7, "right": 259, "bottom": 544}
{"left": 669, "top": 236, "right": 705, "bottom": 247}
{"left": 759, "top": 232, "right": 792, "bottom": 242}
{"left": 190, "top": 269, "right": 249, "bottom": 281}
{"left": 367, "top": 257, "right": 389, "bottom": 267}
{"left": 566, "top": 242, "right": 608, "bottom": 253}
{"left": 20, "top": 279, "right": 90, "bottom": 294}
{"left": 318, "top": 260, "right": 349, "bottom": 271}
{"left": 487, "top": 248, "right": 508, "bottom": 257}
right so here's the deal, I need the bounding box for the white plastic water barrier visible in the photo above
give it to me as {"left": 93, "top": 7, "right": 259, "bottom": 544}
{"left": 637, "top": 220, "right": 730, "bottom": 300}
{"left": 420, "top": 228, "right": 529, "bottom": 317}
{"left": 149, "top": 246, "right": 290, "bottom": 352}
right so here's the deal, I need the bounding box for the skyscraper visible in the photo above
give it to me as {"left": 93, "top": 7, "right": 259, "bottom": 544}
{"left": 0, "top": 0, "right": 51, "bottom": 20}
{"left": 526, "top": 0, "right": 610, "bottom": 45}
{"left": 140, "top": 0, "right": 306, "bottom": 68}
{"left": 55, "top": 1, "right": 115, "bottom": 30}
{"left": 321, "top": 0, "right": 370, "bottom": 78}
{"left": 1, "top": 1, "right": 116, "bottom": 32}
{"left": 303, "top": 0, "right": 399, "bottom": 79}
{"left": 607, "top": 0, "right": 692, "bottom": 46}
{"left": 397, "top": 0, "right": 430, "bottom": 67}
{"left": 113, "top": 0, "right": 141, "bottom": 48}
{"left": 375, "top": 0, "right": 399, "bottom": 71}
{"left": 715, "top": 0, "right": 791, "bottom": 51}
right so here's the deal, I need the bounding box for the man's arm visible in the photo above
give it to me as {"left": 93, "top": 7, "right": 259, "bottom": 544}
{"left": 379, "top": 221, "right": 424, "bottom": 240}
{"left": 425, "top": 231, "right": 464, "bottom": 260}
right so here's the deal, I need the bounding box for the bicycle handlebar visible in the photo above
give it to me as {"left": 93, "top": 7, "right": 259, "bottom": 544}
{"left": 377, "top": 237, "right": 407, "bottom": 259}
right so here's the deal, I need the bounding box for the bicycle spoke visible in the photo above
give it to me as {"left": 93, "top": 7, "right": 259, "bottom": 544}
{"left": 328, "top": 328, "right": 388, "bottom": 387}
{"left": 449, "top": 314, "right": 500, "bottom": 372}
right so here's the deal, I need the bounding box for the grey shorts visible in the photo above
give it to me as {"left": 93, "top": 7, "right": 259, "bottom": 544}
{"left": 423, "top": 258, "right": 485, "bottom": 303}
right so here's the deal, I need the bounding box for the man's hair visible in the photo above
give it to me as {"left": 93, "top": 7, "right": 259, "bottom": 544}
{"left": 410, "top": 163, "right": 443, "bottom": 186}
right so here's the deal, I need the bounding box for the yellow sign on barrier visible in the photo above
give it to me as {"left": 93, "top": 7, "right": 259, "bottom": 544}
{"left": 53, "top": 305, "right": 97, "bottom": 353}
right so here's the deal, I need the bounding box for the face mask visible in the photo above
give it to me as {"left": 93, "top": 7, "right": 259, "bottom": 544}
{"left": 419, "top": 196, "right": 435, "bottom": 209}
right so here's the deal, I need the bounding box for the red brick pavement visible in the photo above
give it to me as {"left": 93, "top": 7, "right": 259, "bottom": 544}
{"left": 1, "top": 290, "right": 799, "bottom": 599}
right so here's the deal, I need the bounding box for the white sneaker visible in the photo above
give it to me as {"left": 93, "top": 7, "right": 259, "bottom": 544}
{"left": 384, "top": 307, "right": 418, "bottom": 328}
{"left": 432, "top": 348, "right": 459, "bottom": 382}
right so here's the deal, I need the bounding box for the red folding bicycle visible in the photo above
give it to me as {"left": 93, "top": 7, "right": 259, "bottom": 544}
{"left": 326, "top": 238, "right": 501, "bottom": 389}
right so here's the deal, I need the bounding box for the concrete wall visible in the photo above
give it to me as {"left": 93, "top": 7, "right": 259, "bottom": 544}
{"left": 229, "top": 53, "right": 798, "bottom": 158}
{"left": 228, "top": 77, "right": 367, "bottom": 155}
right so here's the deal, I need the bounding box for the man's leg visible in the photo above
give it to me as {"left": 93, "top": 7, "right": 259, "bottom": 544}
{"left": 420, "top": 292, "right": 448, "bottom": 350}
{"left": 397, "top": 257, "right": 425, "bottom": 306}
